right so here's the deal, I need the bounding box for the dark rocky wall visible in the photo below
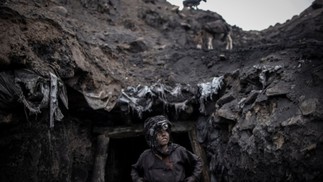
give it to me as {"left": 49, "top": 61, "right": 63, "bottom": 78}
{"left": 0, "top": 0, "right": 323, "bottom": 182}
{"left": 0, "top": 115, "right": 94, "bottom": 182}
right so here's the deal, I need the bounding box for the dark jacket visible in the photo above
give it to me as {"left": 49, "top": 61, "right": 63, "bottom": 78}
{"left": 131, "top": 143, "right": 203, "bottom": 182}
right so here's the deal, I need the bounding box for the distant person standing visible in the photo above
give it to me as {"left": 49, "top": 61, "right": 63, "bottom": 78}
{"left": 131, "top": 115, "right": 203, "bottom": 182}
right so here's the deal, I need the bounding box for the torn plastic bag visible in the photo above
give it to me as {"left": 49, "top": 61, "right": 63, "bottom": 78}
{"left": 197, "top": 76, "right": 224, "bottom": 113}
{"left": 0, "top": 69, "right": 68, "bottom": 127}
{"left": 118, "top": 77, "right": 223, "bottom": 117}
{"left": 119, "top": 85, "right": 155, "bottom": 118}
{"left": 118, "top": 83, "right": 196, "bottom": 118}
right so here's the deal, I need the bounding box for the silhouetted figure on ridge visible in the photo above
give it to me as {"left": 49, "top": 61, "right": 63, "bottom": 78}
{"left": 183, "top": 0, "right": 206, "bottom": 10}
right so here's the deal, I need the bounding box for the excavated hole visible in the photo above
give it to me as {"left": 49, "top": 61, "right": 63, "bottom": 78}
{"left": 105, "top": 132, "right": 193, "bottom": 182}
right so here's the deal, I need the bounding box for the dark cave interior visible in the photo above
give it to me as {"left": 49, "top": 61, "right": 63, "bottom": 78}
{"left": 105, "top": 132, "right": 193, "bottom": 182}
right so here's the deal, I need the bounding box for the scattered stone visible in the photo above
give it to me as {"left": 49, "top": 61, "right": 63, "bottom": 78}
{"left": 216, "top": 100, "right": 240, "bottom": 121}
{"left": 300, "top": 98, "right": 318, "bottom": 116}
{"left": 50, "top": 6, "right": 68, "bottom": 17}
{"left": 266, "top": 82, "right": 291, "bottom": 96}
{"left": 239, "top": 111, "right": 256, "bottom": 130}
{"left": 281, "top": 115, "right": 304, "bottom": 126}
{"left": 216, "top": 93, "right": 235, "bottom": 107}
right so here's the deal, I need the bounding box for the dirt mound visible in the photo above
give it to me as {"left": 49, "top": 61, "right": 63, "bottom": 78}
{"left": 0, "top": 0, "right": 323, "bottom": 181}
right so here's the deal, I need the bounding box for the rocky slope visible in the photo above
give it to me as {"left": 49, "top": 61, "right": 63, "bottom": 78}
{"left": 0, "top": 0, "right": 323, "bottom": 181}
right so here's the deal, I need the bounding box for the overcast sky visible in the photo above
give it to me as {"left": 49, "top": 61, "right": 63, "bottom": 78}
{"left": 167, "top": 0, "right": 314, "bottom": 31}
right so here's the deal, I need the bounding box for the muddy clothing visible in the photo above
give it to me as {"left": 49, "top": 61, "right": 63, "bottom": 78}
{"left": 131, "top": 143, "right": 203, "bottom": 182}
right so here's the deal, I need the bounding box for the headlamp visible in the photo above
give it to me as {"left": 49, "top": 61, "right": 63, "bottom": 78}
{"left": 155, "top": 120, "right": 169, "bottom": 131}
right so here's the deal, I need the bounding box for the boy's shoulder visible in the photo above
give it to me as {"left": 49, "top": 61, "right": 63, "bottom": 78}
{"left": 171, "top": 143, "right": 187, "bottom": 152}
{"left": 141, "top": 148, "right": 153, "bottom": 156}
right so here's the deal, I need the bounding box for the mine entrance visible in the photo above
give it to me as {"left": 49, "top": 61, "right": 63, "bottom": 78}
{"left": 93, "top": 122, "right": 209, "bottom": 182}
{"left": 105, "top": 132, "right": 193, "bottom": 182}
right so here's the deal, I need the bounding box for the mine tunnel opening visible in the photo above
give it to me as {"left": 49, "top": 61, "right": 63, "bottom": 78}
{"left": 105, "top": 132, "right": 194, "bottom": 182}
{"left": 105, "top": 132, "right": 193, "bottom": 182}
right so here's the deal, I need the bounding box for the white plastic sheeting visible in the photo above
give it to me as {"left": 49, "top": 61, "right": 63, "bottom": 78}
{"left": 198, "top": 76, "right": 224, "bottom": 113}
{"left": 119, "top": 83, "right": 175, "bottom": 118}
{"left": 49, "top": 73, "right": 64, "bottom": 128}
{"left": 118, "top": 77, "right": 224, "bottom": 117}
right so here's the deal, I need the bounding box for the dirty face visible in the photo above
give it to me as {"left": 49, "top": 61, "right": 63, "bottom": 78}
{"left": 156, "top": 130, "right": 170, "bottom": 146}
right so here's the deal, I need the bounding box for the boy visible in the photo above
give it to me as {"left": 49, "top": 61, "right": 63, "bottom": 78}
{"left": 131, "top": 115, "right": 203, "bottom": 182}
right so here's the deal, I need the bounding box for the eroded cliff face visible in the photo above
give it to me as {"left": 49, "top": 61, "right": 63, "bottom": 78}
{"left": 0, "top": 0, "right": 323, "bottom": 181}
